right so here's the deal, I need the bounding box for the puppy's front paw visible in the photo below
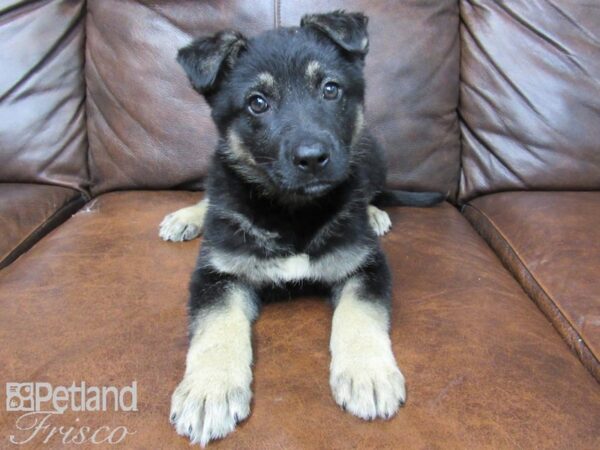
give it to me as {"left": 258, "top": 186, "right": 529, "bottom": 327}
{"left": 159, "top": 200, "right": 207, "bottom": 242}
{"left": 367, "top": 205, "right": 391, "bottom": 236}
{"left": 170, "top": 368, "right": 251, "bottom": 446}
{"left": 330, "top": 355, "right": 405, "bottom": 420}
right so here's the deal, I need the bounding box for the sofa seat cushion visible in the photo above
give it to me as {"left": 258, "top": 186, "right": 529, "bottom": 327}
{"left": 1, "top": 191, "right": 599, "bottom": 449}
{"left": 0, "top": 183, "right": 85, "bottom": 269}
{"left": 464, "top": 192, "right": 600, "bottom": 380}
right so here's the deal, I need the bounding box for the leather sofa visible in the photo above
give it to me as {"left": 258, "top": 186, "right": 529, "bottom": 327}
{"left": 1, "top": 1, "right": 598, "bottom": 448}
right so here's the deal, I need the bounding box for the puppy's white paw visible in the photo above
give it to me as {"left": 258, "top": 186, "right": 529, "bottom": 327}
{"left": 330, "top": 354, "right": 405, "bottom": 420}
{"left": 170, "top": 366, "right": 252, "bottom": 447}
{"left": 368, "top": 205, "right": 391, "bottom": 236}
{"left": 159, "top": 200, "right": 207, "bottom": 242}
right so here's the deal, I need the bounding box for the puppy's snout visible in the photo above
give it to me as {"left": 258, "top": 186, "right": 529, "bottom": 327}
{"left": 292, "top": 144, "right": 330, "bottom": 172}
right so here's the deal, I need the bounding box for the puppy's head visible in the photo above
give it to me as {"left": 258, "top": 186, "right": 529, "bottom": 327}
{"left": 178, "top": 11, "right": 369, "bottom": 200}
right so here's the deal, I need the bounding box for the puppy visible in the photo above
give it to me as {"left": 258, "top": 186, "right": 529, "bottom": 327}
{"left": 164, "top": 11, "right": 443, "bottom": 446}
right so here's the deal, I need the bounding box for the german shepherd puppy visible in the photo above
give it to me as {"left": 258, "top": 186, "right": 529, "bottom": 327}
{"left": 162, "top": 11, "right": 443, "bottom": 446}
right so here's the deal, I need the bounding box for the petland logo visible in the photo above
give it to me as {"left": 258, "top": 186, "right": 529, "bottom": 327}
{"left": 5, "top": 381, "right": 137, "bottom": 445}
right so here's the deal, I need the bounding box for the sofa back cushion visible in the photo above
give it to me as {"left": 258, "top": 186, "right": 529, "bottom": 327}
{"left": 87, "top": 0, "right": 461, "bottom": 198}
{"left": 86, "top": 0, "right": 275, "bottom": 195}
{"left": 0, "top": 0, "right": 88, "bottom": 191}
{"left": 459, "top": 0, "right": 600, "bottom": 202}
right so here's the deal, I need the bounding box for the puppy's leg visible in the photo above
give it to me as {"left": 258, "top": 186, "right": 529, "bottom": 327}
{"left": 367, "top": 204, "right": 391, "bottom": 236}
{"left": 159, "top": 198, "right": 208, "bottom": 242}
{"left": 329, "top": 250, "right": 405, "bottom": 419}
{"left": 170, "top": 268, "right": 257, "bottom": 446}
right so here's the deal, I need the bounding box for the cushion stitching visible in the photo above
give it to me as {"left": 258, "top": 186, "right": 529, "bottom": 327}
{"left": 0, "top": 193, "right": 85, "bottom": 268}
{"left": 464, "top": 203, "right": 598, "bottom": 368}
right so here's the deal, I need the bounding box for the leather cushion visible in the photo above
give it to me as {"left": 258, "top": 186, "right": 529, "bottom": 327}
{"left": 0, "top": 0, "right": 88, "bottom": 191}
{"left": 459, "top": 1, "right": 600, "bottom": 201}
{"left": 464, "top": 191, "right": 600, "bottom": 380}
{"left": 0, "top": 183, "right": 85, "bottom": 269}
{"left": 1, "top": 191, "right": 598, "bottom": 448}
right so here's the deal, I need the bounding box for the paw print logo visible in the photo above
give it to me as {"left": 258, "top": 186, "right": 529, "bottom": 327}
{"left": 6, "top": 383, "right": 35, "bottom": 412}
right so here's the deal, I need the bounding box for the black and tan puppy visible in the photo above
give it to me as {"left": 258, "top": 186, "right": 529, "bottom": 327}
{"left": 162, "top": 11, "right": 443, "bottom": 446}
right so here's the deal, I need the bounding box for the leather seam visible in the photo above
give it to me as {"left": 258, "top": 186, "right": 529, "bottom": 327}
{"left": 0, "top": 193, "right": 86, "bottom": 269}
{"left": 81, "top": 0, "right": 92, "bottom": 196}
{"left": 463, "top": 203, "right": 599, "bottom": 378}
{"left": 457, "top": 0, "right": 465, "bottom": 204}
{"left": 465, "top": 203, "right": 573, "bottom": 326}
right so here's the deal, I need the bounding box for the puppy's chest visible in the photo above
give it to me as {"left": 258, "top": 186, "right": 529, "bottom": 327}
{"left": 205, "top": 206, "right": 372, "bottom": 285}
{"left": 208, "top": 245, "right": 372, "bottom": 286}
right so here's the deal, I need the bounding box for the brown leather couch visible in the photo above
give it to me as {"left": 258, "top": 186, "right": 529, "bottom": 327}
{"left": 1, "top": 1, "right": 599, "bottom": 448}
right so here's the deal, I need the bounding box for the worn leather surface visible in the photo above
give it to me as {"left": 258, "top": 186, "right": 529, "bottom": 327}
{"left": 0, "top": 0, "right": 88, "bottom": 191}
{"left": 1, "top": 191, "right": 598, "bottom": 449}
{"left": 86, "top": 1, "right": 461, "bottom": 199}
{"left": 0, "top": 183, "right": 85, "bottom": 269}
{"left": 459, "top": 0, "right": 600, "bottom": 202}
{"left": 281, "top": 1, "right": 461, "bottom": 198}
{"left": 464, "top": 192, "right": 600, "bottom": 381}
{"left": 86, "top": 0, "right": 274, "bottom": 195}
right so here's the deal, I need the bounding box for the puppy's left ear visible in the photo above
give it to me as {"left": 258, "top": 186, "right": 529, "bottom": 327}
{"left": 301, "top": 10, "right": 369, "bottom": 56}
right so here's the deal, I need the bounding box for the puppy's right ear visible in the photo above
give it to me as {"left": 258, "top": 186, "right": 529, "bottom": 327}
{"left": 177, "top": 31, "right": 246, "bottom": 94}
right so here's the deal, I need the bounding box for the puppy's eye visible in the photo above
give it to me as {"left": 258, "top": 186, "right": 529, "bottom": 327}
{"left": 322, "top": 82, "right": 340, "bottom": 100}
{"left": 248, "top": 95, "right": 269, "bottom": 114}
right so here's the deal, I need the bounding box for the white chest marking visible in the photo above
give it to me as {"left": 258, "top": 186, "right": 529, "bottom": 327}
{"left": 208, "top": 246, "right": 372, "bottom": 285}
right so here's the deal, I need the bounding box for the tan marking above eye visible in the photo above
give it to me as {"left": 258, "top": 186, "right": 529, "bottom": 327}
{"left": 257, "top": 72, "right": 275, "bottom": 88}
{"left": 305, "top": 60, "right": 321, "bottom": 81}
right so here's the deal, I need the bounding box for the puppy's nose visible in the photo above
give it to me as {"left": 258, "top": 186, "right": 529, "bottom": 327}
{"left": 292, "top": 144, "right": 330, "bottom": 172}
